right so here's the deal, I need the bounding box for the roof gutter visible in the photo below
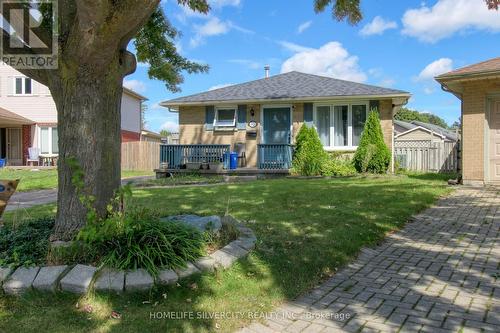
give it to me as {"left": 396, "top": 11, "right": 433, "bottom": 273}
{"left": 160, "top": 93, "right": 411, "bottom": 109}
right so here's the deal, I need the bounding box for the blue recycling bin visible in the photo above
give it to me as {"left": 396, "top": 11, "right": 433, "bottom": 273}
{"left": 230, "top": 152, "right": 238, "bottom": 169}
{"left": 224, "top": 152, "right": 238, "bottom": 170}
{"left": 0, "top": 159, "right": 6, "bottom": 168}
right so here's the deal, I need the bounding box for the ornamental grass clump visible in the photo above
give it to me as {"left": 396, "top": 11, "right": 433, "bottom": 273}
{"left": 77, "top": 207, "right": 206, "bottom": 276}
{"left": 353, "top": 110, "right": 391, "bottom": 173}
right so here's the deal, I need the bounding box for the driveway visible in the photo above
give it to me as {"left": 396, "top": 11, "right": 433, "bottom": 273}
{"left": 239, "top": 187, "right": 500, "bottom": 332}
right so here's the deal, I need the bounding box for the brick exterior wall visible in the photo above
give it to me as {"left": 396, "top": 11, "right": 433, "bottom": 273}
{"left": 121, "top": 130, "right": 141, "bottom": 142}
{"left": 21, "top": 125, "right": 31, "bottom": 165}
{"left": 460, "top": 79, "right": 499, "bottom": 184}
{"left": 379, "top": 99, "right": 394, "bottom": 153}
{"left": 179, "top": 99, "right": 394, "bottom": 169}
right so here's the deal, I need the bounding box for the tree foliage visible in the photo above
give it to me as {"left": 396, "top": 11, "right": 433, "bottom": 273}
{"left": 134, "top": 6, "right": 209, "bottom": 92}
{"left": 314, "top": 0, "right": 362, "bottom": 24}
{"left": 353, "top": 110, "right": 391, "bottom": 173}
{"left": 395, "top": 108, "right": 449, "bottom": 129}
{"left": 486, "top": 0, "right": 500, "bottom": 10}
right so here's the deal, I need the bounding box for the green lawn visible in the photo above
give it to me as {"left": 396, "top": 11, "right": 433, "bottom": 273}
{"left": 0, "top": 175, "right": 452, "bottom": 333}
{"left": 0, "top": 169, "right": 154, "bottom": 192}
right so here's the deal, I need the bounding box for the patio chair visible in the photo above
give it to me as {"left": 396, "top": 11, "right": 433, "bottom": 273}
{"left": 235, "top": 142, "right": 246, "bottom": 167}
{"left": 26, "top": 147, "right": 40, "bottom": 166}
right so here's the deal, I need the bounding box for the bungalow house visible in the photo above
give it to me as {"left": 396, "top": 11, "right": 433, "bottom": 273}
{"left": 395, "top": 120, "right": 459, "bottom": 143}
{"left": 436, "top": 57, "right": 500, "bottom": 185}
{"left": 161, "top": 71, "right": 410, "bottom": 170}
{"left": 0, "top": 63, "right": 147, "bottom": 166}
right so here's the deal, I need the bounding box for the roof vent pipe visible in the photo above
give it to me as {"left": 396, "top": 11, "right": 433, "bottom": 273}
{"left": 264, "top": 65, "right": 270, "bottom": 78}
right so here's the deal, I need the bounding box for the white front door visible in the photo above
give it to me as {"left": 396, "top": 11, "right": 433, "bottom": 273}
{"left": 490, "top": 100, "right": 500, "bottom": 182}
{"left": 6, "top": 128, "right": 22, "bottom": 165}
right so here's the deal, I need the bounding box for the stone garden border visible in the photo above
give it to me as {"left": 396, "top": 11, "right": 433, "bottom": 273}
{"left": 0, "top": 215, "right": 256, "bottom": 295}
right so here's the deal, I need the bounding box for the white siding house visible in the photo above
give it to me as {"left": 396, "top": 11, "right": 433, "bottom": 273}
{"left": 0, "top": 63, "right": 147, "bottom": 165}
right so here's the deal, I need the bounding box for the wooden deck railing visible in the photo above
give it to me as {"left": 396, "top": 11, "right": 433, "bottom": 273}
{"left": 257, "top": 144, "right": 293, "bottom": 170}
{"left": 159, "top": 144, "right": 231, "bottom": 169}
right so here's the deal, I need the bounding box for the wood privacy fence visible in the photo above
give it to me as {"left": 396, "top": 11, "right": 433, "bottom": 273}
{"left": 394, "top": 140, "right": 459, "bottom": 173}
{"left": 121, "top": 141, "right": 160, "bottom": 171}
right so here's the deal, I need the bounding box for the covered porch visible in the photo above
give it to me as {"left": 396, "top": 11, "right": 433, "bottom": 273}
{"left": 157, "top": 143, "right": 293, "bottom": 174}
{"left": 0, "top": 107, "right": 34, "bottom": 166}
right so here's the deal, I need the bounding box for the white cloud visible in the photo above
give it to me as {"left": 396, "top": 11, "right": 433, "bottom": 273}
{"left": 297, "top": 20, "right": 312, "bottom": 34}
{"left": 378, "top": 78, "right": 396, "bottom": 87}
{"left": 123, "top": 79, "right": 146, "bottom": 93}
{"left": 189, "top": 17, "right": 252, "bottom": 47}
{"left": 209, "top": 0, "right": 241, "bottom": 7}
{"left": 280, "top": 42, "right": 367, "bottom": 83}
{"left": 360, "top": 16, "right": 397, "bottom": 36}
{"left": 150, "top": 102, "right": 165, "bottom": 110}
{"left": 160, "top": 121, "right": 179, "bottom": 133}
{"left": 190, "top": 17, "right": 230, "bottom": 47}
{"left": 278, "top": 41, "right": 313, "bottom": 53}
{"left": 229, "top": 59, "right": 261, "bottom": 69}
{"left": 423, "top": 87, "right": 435, "bottom": 95}
{"left": 402, "top": 0, "right": 500, "bottom": 42}
{"left": 209, "top": 83, "right": 234, "bottom": 91}
{"left": 416, "top": 58, "right": 453, "bottom": 81}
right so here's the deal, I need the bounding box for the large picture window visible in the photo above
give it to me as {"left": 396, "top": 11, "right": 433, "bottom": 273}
{"left": 314, "top": 103, "right": 368, "bottom": 149}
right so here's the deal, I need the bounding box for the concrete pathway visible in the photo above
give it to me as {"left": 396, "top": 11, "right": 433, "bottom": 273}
{"left": 239, "top": 187, "right": 500, "bottom": 333}
{"left": 6, "top": 176, "right": 154, "bottom": 211}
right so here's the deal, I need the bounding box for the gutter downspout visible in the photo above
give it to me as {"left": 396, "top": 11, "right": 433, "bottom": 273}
{"left": 440, "top": 83, "right": 463, "bottom": 181}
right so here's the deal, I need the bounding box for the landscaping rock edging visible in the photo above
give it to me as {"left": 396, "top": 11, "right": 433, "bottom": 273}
{"left": 0, "top": 215, "right": 256, "bottom": 295}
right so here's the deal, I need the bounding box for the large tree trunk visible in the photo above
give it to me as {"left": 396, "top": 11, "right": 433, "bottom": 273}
{"left": 50, "top": 61, "right": 124, "bottom": 241}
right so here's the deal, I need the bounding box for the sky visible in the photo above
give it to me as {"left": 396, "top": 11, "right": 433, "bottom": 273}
{"left": 124, "top": 0, "right": 500, "bottom": 133}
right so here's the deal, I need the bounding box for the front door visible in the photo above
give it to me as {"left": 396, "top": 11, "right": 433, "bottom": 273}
{"left": 262, "top": 107, "right": 291, "bottom": 144}
{"left": 490, "top": 100, "right": 500, "bottom": 182}
{"left": 6, "top": 128, "right": 22, "bottom": 165}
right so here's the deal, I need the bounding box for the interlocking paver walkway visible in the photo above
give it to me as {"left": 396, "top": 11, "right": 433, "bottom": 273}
{"left": 239, "top": 187, "right": 500, "bottom": 333}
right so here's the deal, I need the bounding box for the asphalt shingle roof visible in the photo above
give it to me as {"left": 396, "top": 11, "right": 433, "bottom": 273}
{"left": 436, "top": 57, "right": 500, "bottom": 79}
{"left": 163, "top": 71, "right": 409, "bottom": 106}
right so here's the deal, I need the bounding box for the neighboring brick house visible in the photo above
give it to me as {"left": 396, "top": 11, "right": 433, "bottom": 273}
{"left": 0, "top": 63, "right": 147, "bottom": 165}
{"left": 161, "top": 71, "right": 410, "bottom": 169}
{"left": 436, "top": 57, "right": 500, "bottom": 185}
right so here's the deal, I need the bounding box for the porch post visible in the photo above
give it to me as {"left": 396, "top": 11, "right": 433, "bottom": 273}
{"left": 22, "top": 125, "right": 31, "bottom": 166}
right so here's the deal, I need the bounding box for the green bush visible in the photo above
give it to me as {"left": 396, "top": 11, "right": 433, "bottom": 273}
{"left": 76, "top": 208, "right": 206, "bottom": 276}
{"left": 0, "top": 218, "right": 54, "bottom": 267}
{"left": 353, "top": 110, "right": 391, "bottom": 173}
{"left": 292, "top": 125, "right": 329, "bottom": 176}
{"left": 322, "top": 158, "right": 357, "bottom": 177}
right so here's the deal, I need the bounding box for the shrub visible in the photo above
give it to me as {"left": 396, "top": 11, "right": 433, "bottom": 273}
{"left": 292, "top": 125, "right": 329, "bottom": 176}
{"left": 353, "top": 110, "right": 391, "bottom": 173}
{"left": 0, "top": 217, "right": 54, "bottom": 267}
{"left": 322, "top": 158, "right": 357, "bottom": 177}
{"left": 76, "top": 208, "right": 206, "bottom": 276}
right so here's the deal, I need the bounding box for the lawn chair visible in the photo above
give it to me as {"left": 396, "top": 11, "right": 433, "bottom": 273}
{"left": 235, "top": 142, "right": 246, "bottom": 167}
{"left": 26, "top": 147, "right": 40, "bottom": 166}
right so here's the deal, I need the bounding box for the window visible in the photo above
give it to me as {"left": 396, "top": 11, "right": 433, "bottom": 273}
{"left": 214, "top": 107, "right": 236, "bottom": 127}
{"left": 314, "top": 103, "right": 368, "bottom": 149}
{"left": 39, "top": 127, "right": 58, "bottom": 154}
{"left": 352, "top": 105, "right": 367, "bottom": 146}
{"left": 14, "top": 77, "right": 33, "bottom": 95}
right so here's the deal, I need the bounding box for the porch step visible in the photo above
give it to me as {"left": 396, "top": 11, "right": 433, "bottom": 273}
{"left": 223, "top": 175, "right": 258, "bottom": 183}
